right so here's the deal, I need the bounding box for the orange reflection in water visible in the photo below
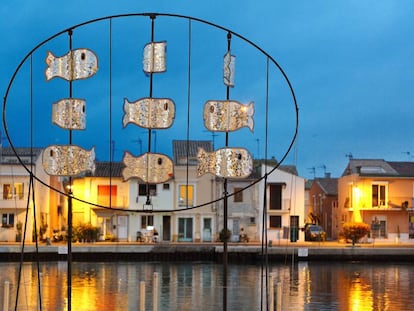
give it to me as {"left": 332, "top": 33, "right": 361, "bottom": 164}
{"left": 349, "top": 279, "right": 374, "bottom": 311}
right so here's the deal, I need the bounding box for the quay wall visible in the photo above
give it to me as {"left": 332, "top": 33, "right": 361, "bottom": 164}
{"left": 1, "top": 243, "right": 414, "bottom": 262}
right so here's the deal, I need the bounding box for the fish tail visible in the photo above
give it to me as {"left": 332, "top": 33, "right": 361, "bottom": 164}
{"left": 122, "top": 98, "right": 131, "bottom": 128}
{"left": 247, "top": 117, "right": 254, "bottom": 132}
{"left": 45, "top": 51, "right": 56, "bottom": 80}
{"left": 247, "top": 101, "right": 255, "bottom": 116}
{"left": 247, "top": 102, "right": 255, "bottom": 131}
{"left": 87, "top": 147, "right": 96, "bottom": 174}
{"left": 121, "top": 151, "right": 134, "bottom": 181}
{"left": 197, "top": 148, "right": 211, "bottom": 176}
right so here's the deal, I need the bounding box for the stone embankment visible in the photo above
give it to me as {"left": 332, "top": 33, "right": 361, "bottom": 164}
{"left": 1, "top": 241, "right": 414, "bottom": 262}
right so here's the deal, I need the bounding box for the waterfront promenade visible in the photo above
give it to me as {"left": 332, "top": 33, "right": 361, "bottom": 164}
{"left": 1, "top": 240, "right": 414, "bottom": 262}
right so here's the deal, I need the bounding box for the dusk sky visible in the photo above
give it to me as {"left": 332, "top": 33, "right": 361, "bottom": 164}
{"left": 1, "top": 1, "right": 414, "bottom": 180}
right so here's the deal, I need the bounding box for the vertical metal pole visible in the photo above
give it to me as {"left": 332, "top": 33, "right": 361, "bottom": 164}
{"left": 146, "top": 14, "right": 156, "bottom": 206}
{"left": 140, "top": 281, "right": 146, "bottom": 311}
{"left": 67, "top": 28, "right": 74, "bottom": 311}
{"left": 222, "top": 31, "right": 232, "bottom": 311}
{"left": 269, "top": 275, "right": 274, "bottom": 311}
{"left": 3, "top": 281, "right": 10, "bottom": 311}
{"left": 276, "top": 282, "right": 282, "bottom": 311}
{"left": 153, "top": 272, "right": 158, "bottom": 311}
{"left": 67, "top": 187, "right": 73, "bottom": 311}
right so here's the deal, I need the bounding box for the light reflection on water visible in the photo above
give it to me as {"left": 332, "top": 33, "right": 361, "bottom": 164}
{"left": 1, "top": 261, "right": 413, "bottom": 310}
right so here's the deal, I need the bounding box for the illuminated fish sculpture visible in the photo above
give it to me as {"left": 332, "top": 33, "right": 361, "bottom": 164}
{"left": 223, "top": 51, "right": 235, "bottom": 87}
{"left": 143, "top": 41, "right": 167, "bottom": 73}
{"left": 42, "top": 145, "right": 95, "bottom": 176}
{"left": 203, "top": 100, "right": 254, "bottom": 132}
{"left": 52, "top": 98, "right": 86, "bottom": 130}
{"left": 123, "top": 97, "right": 175, "bottom": 129}
{"left": 45, "top": 48, "right": 98, "bottom": 81}
{"left": 197, "top": 147, "right": 253, "bottom": 178}
{"left": 122, "top": 151, "right": 174, "bottom": 183}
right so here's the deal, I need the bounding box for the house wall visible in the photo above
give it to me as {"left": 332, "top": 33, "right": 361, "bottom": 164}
{"left": 338, "top": 173, "right": 414, "bottom": 242}
{"left": 173, "top": 165, "right": 216, "bottom": 242}
{"left": 308, "top": 181, "right": 338, "bottom": 239}
{"left": 0, "top": 154, "right": 50, "bottom": 242}
{"left": 258, "top": 164, "right": 305, "bottom": 242}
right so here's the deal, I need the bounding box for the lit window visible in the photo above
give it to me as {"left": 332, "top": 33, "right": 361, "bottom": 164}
{"left": 179, "top": 185, "right": 194, "bottom": 206}
{"left": 372, "top": 183, "right": 387, "bottom": 207}
{"left": 141, "top": 215, "right": 154, "bottom": 229}
{"left": 2, "top": 213, "right": 14, "bottom": 228}
{"left": 2, "top": 183, "right": 24, "bottom": 200}
{"left": 97, "top": 185, "right": 117, "bottom": 206}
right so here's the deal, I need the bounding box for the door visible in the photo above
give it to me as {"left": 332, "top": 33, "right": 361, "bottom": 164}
{"left": 163, "top": 216, "right": 171, "bottom": 241}
{"left": 117, "top": 216, "right": 128, "bottom": 241}
{"left": 230, "top": 219, "right": 240, "bottom": 242}
{"left": 203, "top": 218, "right": 212, "bottom": 242}
{"left": 178, "top": 217, "right": 193, "bottom": 242}
{"left": 290, "top": 215, "right": 299, "bottom": 242}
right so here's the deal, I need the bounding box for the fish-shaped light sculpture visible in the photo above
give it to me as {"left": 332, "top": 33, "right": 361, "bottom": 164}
{"left": 123, "top": 97, "right": 175, "bottom": 129}
{"left": 203, "top": 100, "right": 254, "bottom": 132}
{"left": 143, "top": 41, "right": 167, "bottom": 73}
{"left": 42, "top": 145, "right": 95, "bottom": 176}
{"left": 45, "top": 48, "right": 98, "bottom": 81}
{"left": 223, "top": 51, "right": 235, "bottom": 87}
{"left": 52, "top": 98, "right": 86, "bottom": 130}
{"left": 197, "top": 147, "right": 253, "bottom": 178}
{"left": 122, "top": 151, "right": 174, "bottom": 183}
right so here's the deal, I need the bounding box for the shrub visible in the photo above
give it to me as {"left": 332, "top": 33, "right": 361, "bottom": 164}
{"left": 72, "top": 223, "right": 100, "bottom": 242}
{"left": 219, "top": 228, "right": 231, "bottom": 242}
{"left": 341, "top": 222, "right": 370, "bottom": 243}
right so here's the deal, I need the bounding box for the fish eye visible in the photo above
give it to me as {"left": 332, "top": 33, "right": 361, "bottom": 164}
{"left": 164, "top": 102, "right": 168, "bottom": 110}
{"left": 50, "top": 150, "right": 54, "bottom": 157}
{"left": 157, "top": 157, "right": 163, "bottom": 165}
{"left": 81, "top": 52, "right": 86, "bottom": 60}
{"left": 209, "top": 105, "right": 214, "bottom": 113}
{"left": 237, "top": 153, "right": 242, "bottom": 160}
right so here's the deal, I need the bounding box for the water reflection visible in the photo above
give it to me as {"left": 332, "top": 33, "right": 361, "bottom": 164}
{"left": 1, "top": 261, "right": 414, "bottom": 310}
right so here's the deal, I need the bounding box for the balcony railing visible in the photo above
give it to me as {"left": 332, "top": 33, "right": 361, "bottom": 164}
{"left": 348, "top": 196, "right": 414, "bottom": 211}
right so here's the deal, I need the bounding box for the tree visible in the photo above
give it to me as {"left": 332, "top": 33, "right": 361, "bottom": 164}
{"left": 341, "top": 222, "right": 370, "bottom": 244}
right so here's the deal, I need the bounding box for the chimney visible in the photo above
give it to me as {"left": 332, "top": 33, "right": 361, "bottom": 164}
{"left": 325, "top": 172, "right": 331, "bottom": 179}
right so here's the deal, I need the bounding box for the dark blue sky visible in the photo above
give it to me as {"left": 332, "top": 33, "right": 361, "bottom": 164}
{"left": 1, "top": 1, "right": 414, "bottom": 180}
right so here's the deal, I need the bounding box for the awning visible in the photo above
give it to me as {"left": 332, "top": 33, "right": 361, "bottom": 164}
{"left": 92, "top": 208, "right": 128, "bottom": 218}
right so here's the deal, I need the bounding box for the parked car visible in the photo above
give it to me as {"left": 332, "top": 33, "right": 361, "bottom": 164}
{"left": 304, "top": 224, "right": 326, "bottom": 241}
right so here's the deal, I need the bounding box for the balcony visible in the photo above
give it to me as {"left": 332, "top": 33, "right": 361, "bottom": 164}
{"left": 348, "top": 196, "right": 414, "bottom": 211}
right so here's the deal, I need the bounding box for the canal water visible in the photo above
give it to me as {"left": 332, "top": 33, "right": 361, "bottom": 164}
{"left": 1, "top": 260, "right": 413, "bottom": 310}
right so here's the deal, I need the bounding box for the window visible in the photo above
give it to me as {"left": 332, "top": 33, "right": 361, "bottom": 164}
{"left": 269, "top": 184, "right": 282, "bottom": 210}
{"left": 269, "top": 216, "right": 282, "bottom": 228}
{"left": 163, "top": 183, "right": 170, "bottom": 190}
{"left": 138, "top": 184, "right": 157, "bottom": 196}
{"left": 372, "top": 183, "right": 387, "bottom": 207}
{"left": 178, "top": 185, "right": 194, "bottom": 206}
{"left": 2, "top": 213, "right": 14, "bottom": 228}
{"left": 2, "top": 183, "right": 24, "bottom": 200}
{"left": 141, "top": 215, "right": 154, "bottom": 229}
{"left": 97, "top": 185, "right": 117, "bottom": 206}
{"left": 233, "top": 187, "right": 243, "bottom": 202}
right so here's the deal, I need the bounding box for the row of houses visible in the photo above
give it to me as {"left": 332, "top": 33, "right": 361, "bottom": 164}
{"left": 0, "top": 141, "right": 305, "bottom": 243}
{"left": 308, "top": 159, "right": 414, "bottom": 243}
{"left": 2, "top": 141, "right": 414, "bottom": 244}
